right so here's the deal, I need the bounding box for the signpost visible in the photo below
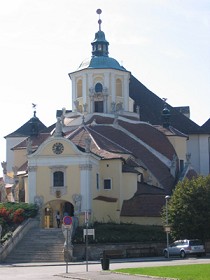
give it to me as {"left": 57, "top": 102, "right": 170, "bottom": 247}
{"left": 85, "top": 211, "right": 89, "bottom": 272}
{"left": 63, "top": 216, "right": 73, "bottom": 273}
{"left": 63, "top": 216, "right": 72, "bottom": 228}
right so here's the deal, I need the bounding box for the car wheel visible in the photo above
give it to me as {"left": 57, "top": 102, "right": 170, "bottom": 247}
{"left": 180, "top": 250, "right": 186, "bottom": 258}
{"left": 164, "top": 250, "right": 168, "bottom": 258}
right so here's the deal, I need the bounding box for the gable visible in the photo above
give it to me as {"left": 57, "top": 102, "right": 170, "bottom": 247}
{"left": 28, "top": 137, "right": 83, "bottom": 158}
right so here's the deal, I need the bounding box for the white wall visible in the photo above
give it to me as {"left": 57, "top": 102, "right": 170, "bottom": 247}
{"left": 187, "top": 134, "right": 210, "bottom": 176}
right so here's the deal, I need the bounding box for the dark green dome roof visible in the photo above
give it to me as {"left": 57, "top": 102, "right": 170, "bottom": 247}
{"left": 78, "top": 56, "right": 126, "bottom": 71}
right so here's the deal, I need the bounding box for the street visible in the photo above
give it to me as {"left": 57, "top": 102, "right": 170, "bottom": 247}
{"left": 0, "top": 257, "right": 210, "bottom": 280}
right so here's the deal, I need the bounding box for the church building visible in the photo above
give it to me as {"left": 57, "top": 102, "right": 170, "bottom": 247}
{"left": 1, "top": 10, "right": 196, "bottom": 228}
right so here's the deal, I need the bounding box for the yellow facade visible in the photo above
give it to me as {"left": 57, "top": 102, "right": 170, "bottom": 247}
{"left": 10, "top": 125, "right": 188, "bottom": 229}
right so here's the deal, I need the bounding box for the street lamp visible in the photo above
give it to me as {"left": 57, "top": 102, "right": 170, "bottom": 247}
{"left": 165, "top": 195, "right": 170, "bottom": 258}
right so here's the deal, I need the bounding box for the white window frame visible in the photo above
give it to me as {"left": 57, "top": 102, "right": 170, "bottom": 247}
{"left": 50, "top": 166, "right": 67, "bottom": 196}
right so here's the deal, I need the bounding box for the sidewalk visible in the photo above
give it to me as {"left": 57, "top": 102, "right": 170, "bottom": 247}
{"left": 57, "top": 271, "right": 164, "bottom": 280}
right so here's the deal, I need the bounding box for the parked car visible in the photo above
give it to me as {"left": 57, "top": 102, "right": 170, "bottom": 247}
{"left": 163, "top": 239, "right": 206, "bottom": 258}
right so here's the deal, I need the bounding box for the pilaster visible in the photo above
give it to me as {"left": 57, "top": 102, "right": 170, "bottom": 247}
{"left": 79, "top": 163, "right": 92, "bottom": 212}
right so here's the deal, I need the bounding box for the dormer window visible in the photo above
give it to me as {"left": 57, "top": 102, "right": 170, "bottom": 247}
{"left": 95, "top": 83, "right": 103, "bottom": 93}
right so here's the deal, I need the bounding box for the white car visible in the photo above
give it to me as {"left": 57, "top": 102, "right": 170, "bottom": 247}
{"left": 163, "top": 239, "right": 206, "bottom": 258}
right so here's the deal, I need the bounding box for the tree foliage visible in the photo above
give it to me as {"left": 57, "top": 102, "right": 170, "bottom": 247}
{"left": 165, "top": 175, "right": 210, "bottom": 241}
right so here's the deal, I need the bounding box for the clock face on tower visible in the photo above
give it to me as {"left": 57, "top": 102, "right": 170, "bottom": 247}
{"left": 52, "top": 142, "right": 64, "bottom": 154}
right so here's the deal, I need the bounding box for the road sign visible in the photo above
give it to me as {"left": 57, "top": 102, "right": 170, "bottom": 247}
{"left": 63, "top": 216, "right": 72, "bottom": 227}
{"left": 165, "top": 226, "right": 171, "bottom": 233}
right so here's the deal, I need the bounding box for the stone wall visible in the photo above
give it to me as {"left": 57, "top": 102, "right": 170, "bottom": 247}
{"left": 73, "top": 241, "right": 210, "bottom": 261}
{"left": 73, "top": 242, "right": 166, "bottom": 261}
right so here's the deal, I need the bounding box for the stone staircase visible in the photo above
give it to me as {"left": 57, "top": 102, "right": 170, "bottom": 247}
{"left": 4, "top": 227, "right": 65, "bottom": 263}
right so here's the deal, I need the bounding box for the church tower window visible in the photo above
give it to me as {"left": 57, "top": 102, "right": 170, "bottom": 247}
{"left": 116, "top": 78, "right": 122, "bottom": 97}
{"left": 77, "top": 79, "right": 82, "bottom": 98}
{"left": 95, "top": 82, "right": 103, "bottom": 93}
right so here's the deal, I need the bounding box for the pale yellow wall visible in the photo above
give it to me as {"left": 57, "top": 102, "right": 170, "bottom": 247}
{"left": 92, "top": 200, "right": 120, "bottom": 223}
{"left": 99, "top": 159, "right": 122, "bottom": 199}
{"left": 40, "top": 140, "right": 79, "bottom": 157}
{"left": 36, "top": 165, "right": 80, "bottom": 203}
{"left": 168, "top": 136, "right": 187, "bottom": 161}
{"left": 27, "top": 137, "right": 165, "bottom": 226}
{"left": 91, "top": 164, "right": 100, "bottom": 199}
{"left": 122, "top": 172, "right": 137, "bottom": 200}
{"left": 77, "top": 79, "right": 82, "bottom": 97}
{"left": 23, "top": 176, "right": 29, "bottom": 203}
{"left": 116, "top": 78, "right": 122, "bottom": 97}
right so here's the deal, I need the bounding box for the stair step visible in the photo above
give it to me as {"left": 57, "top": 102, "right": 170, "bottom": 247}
{"left": 4, "top": 227, "right": 66, "bottom": 263}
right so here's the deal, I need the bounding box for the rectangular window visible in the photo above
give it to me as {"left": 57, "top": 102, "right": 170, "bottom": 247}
{"left": 53, "top": 171, "right": 64, "bottom": 187}
{"left": 96, "top": 173, "right": 100, "bottom": 190}
{"left": 104, "top": 179, "right": 112, "bottom": 190}
{"left": 180, "top": 160, "right": 184, "bottom": 173}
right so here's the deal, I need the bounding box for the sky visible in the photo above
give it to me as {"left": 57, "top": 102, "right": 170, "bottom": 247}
{"left": 0, "top": 0, "right": 209, "bottom": 168}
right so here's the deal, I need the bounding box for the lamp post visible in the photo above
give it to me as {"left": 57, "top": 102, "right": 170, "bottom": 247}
{"left": 165, "top": 195, "right": 170, "bottom": 258}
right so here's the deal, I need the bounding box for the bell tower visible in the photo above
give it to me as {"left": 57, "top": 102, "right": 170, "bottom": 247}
{"left": 69, "top": 9, "right": 133, "bottom": 116}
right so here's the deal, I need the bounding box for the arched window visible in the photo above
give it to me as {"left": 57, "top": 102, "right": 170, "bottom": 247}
{"left": 95, "top": 83, "right": 103, "bottom": 93}
{"left": 77, "top": 79, "right": 82, "bottom": 98}
{"left": 116, "top": 78, "right": 122, "bottom": 97}
{"left": 53, "top": 171, "right": 64, "bottom": 187}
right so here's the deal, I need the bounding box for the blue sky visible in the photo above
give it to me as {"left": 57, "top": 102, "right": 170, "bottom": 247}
{"left": 0, "top": 0, "right": 209, "bottom": 167}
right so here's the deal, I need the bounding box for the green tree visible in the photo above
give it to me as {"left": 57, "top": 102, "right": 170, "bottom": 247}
{"left": 164, "top": 175, "right": 210, "bottom": 242}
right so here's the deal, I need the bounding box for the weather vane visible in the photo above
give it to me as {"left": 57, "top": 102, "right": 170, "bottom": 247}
{"left": 32, "top": 103, "right": 37, "bottom": 110}
{"left": 96, "top": 8, "right": 102, "bottom": 31}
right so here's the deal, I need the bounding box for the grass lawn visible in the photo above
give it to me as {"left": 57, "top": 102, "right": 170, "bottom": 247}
{"left": 115, "top": 264, "right": 210, "bottom": 280}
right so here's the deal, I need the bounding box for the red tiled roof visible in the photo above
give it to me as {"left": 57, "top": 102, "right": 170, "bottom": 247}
{"left": 118, "top": 120, "right": 176, "bottom": 160}
{"left": 121, "top": 194, "right": 165, "bottom": 217}
{"left": 86, "top": 125, "right": 176, "bottom": 192}
{"left": 12, "top": 133, "right": 51, "bottom": 150}
{"left": 154, "top": 125, "right": 188, "bottom": 138}
{"left": 67, "top": 120, "right": 177, "bottom": 192}
{"left": 85, "top": 115, "right": 176, "bottom": 161}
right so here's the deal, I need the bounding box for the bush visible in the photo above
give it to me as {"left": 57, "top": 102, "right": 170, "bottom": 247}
{"left": 162, "top": 175, "right": 210, "bottom": 241}
{"left": 73, "top": 222, "right": 165, "bottom": 244}
{"left": 0, "top": 202, "right": 38, "bottom": 244}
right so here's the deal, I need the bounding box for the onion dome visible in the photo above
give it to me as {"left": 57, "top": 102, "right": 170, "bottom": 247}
{"left": 77, "top": 9, "right": 126, "bottom": 72}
